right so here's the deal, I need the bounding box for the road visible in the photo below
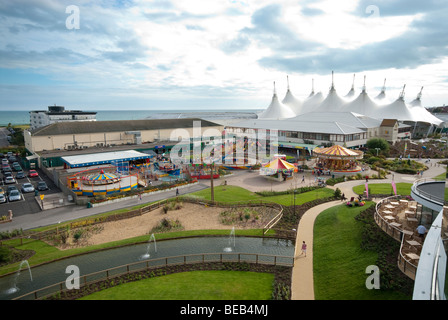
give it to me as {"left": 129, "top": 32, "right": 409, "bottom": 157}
{"left": 0, "top": 181, "right": 209, "bottom": 232}
{"left": 0, "top": 127, "right": 10, "bottom": 148}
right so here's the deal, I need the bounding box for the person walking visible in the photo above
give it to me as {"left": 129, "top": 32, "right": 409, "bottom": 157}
{"left": 300, "top": 241, "right": 307, "bottom": 257}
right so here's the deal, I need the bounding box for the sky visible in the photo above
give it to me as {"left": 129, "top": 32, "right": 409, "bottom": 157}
{"left": 0, "top": 0, "right": 447, "bottom": 111}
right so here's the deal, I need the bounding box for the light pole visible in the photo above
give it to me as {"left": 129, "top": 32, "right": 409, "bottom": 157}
{"left": 375, "top": 148, "right": 380, "bottom": 156}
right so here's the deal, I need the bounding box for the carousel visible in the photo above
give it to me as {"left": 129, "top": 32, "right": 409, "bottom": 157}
{"left": 312, "top": 145, "right": 364, "bottom": 175}
{"left": 68, "top": 168, "right": 139, "bottom": 197}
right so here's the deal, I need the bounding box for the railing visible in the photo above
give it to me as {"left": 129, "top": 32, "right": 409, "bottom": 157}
{"left": 374, "top": 196, "right": 406, "bottom": 242}
{"left": 375, "top": 196, "right": 419, "bottom": 279}
{"left": 13, "top": 252, "right": 294, "bottom": 300}
{"left": 411, "top": 178, "right": 445, "bottom": 205}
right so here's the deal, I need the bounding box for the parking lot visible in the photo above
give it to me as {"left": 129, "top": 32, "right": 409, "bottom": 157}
{"left": 1, "top": 154, "right": 61, "bottom": 218}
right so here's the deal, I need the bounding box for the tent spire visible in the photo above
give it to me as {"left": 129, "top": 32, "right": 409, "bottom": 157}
{"left": 399, "top": 84, "right": 406, "bottom": 100}
{"left": 362, "top": 75, "right": 366, "bottom": 92}
{"left": 351, "top": 74, "right": 355, "bottom": 89}
{"left": 381, "top": 78, "right": 386, "bottom": 93}
{"left": 273, "top": 81, "right": 277, "bottom": 95}
{"left": 331, "top": 71, "right": 334, "bottom": 90}
{"left": 417, "top": 86, "right": 424, "bottom": 100}
{"left": 287, "top": 75, "right": 290, "bottom": 90}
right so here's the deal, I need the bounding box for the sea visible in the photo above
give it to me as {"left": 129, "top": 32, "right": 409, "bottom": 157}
{"left": 0, "top": 109, "right": 262, "bottom": 127}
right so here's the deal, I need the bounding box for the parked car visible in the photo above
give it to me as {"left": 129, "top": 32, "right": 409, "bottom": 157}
{"left": 3, "top": 165, "right": 12, "bottom": 173}
{"left": 28, "top": 170, "right": 39, "bottom": 177}
{"left": 8, "top": 156, "right": 17, "bottom": 163}
{"left": 7, "top": 185, "right": 18, "bottom": 195}
{"left": 1, "top": 158, "right": 8, "bottom": 165}
{"left": 0, "top": 193, "right": 6, "bottom": 204}
{"left": 21, "top": 183, "right": 35, "bottom": 193}
{"left": 16, "top": 171, "right": 26, "bottom": 179}
{"left": 8, "top": 190, "right": 21, "bottom": 202}
{"left": 4, "top": 176, "right": 16, "bottom": 184}
{"left": 0, "top": 186, "right": 5, "bottom": 195}
{"left": 13, "top": 163, "right": 21, "bottom": 171}
{"left": 37, "top": 181, "right": 49, "bottom": 191}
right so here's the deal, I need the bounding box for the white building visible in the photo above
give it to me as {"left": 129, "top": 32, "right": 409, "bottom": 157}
{"left": 227, "top": 73, "right": 444, "bottom": 154}
{"left": 30, "top": 106, "right": 97, "bottom": 130}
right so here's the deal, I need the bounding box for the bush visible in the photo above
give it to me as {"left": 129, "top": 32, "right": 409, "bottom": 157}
{"left": 0, "top": 246, "right": 11, "bottom": 264}
{"left": 334, "top": 188, "right": 342, "bottom": 199}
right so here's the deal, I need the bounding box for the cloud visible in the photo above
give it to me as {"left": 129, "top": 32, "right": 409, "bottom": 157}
{"left": 257, "top": 3, "right": 448, "bottom": 75}
{"left": 1, "top": 0, "right": 448, "bottom": 110}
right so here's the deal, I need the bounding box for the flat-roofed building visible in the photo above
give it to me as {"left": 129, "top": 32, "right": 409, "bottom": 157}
{"left": 24, "top": 118, "right": 224, "bottom": 153}
{"left": 30, "top": 106, "right": 97, "bottom": 130}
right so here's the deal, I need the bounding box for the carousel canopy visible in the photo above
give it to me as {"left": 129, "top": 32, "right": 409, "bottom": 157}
{"left": 91, "top": 170, "right": 119, "bottom": 181}
{"left": 313, "top": 145, "right": 363, "bottom": 160}
{"left": 260, "top": 157, "right": 295, "bottom": 175}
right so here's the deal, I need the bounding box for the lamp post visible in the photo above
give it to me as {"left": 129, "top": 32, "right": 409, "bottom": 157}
{"left": 375, "top": 148, "right": 380, "bottom": 156}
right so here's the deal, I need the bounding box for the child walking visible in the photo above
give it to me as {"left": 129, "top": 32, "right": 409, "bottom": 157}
{"left": 300, "top": 241, "right": 307, "bottom": 257}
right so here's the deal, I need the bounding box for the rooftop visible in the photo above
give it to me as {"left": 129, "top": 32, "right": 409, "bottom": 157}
{"left": 30, "top": 118, "right": 222, "bottom": 136}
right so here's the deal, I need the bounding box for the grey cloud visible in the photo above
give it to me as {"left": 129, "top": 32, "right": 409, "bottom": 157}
{"left": 222, "top": 4, "right": 320, "bottom": 54}
{"left": 258, "top": 5, "right": 448, "bottom": 75}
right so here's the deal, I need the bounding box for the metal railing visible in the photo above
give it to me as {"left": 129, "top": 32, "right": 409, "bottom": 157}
{"left": 13, "top": 252, "right": 294, "bottom": 300}
{"left": 411, "top": 178, "right": 445, "bottom": 205}
{"left": 375, "top": 196, "right": 419, "bottom": 279}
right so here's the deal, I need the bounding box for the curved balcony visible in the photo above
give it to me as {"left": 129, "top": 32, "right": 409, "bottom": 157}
{"left": 411, "top": 178, "right": 444, "bottom": 212}
{"left": 375, "top": 196, "right": 424, "bottom": 279}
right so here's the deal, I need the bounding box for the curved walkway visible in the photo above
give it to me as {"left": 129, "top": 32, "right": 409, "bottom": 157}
{"left": 290, "top": 159, "right": 445, "bottom": 300}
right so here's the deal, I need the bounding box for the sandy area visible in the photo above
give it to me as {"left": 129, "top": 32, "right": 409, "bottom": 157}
{"left": 58, "top": 202, "right": 275, "bottom": 250}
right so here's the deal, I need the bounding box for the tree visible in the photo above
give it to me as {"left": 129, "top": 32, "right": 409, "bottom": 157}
{"left": 366, "top": 138, "right": 390, "bottom": 156}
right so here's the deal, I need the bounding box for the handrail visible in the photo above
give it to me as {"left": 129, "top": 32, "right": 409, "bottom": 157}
{"left": 375, "top": 196, "right": 419, "bottom": 278}
{"left": 412, "top": 178, "right": 445, "bottom": 205}
{"left": 12, "top": 252, "right": 294, "bottom": 300}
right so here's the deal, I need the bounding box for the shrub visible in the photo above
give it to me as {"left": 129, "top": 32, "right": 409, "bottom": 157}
{"left": 0, "top": 246, "right": 11, "bottom": 264}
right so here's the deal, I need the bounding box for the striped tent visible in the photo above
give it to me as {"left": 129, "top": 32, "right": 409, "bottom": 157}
{"left": 260, "top": 158, "right": 295, "bottom": 176}
{"left": 313, "top": 145, "right": 363, "bottom": 160}
{"left": 88, "top": 170, "right": 121, "bottom": 184}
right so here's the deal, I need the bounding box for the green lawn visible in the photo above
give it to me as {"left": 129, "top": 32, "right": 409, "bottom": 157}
{"left": 352, "top": 183, "right": 412, "bottom": 196}
{"left": 313, "top": 203, "right": 410, "bottom": 300}
{"left": 187, "top": 185, "right": 335, "bottom": 206}
{"left": 80, "top": 271, "right": 274, "bottom": 300}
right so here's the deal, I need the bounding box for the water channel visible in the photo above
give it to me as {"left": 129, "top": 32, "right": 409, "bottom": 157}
{"left": 0, "top": 236, "right": 294, "bottom": 300}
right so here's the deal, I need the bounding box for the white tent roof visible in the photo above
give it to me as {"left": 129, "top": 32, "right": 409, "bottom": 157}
{"left": 344, "top": 74, "right": 357, "bottom": 101}
{"left": 258, "top": 82, "right": 295, "bottom": 120}
{"left": 342, "top": 77, "right": 383, "bottom": 118}
{"left": 301, "top": 91, "right": 324, "bottom": 114}
{"left": 376, "top": 88, "right": 419, "bottom": 122}
{"left": 314, "top": 72, "right": 347, "bottom": 113}
{"left": 258, "top": 74, "right": 443, "bottom": 127}
{"left": 315, "top": 86, "right": 347, "bottom": 113}
{"left": 282, "top": 76, "right": 303, "bottom": 115}
{"left": 407, "top": 88, "right": 443, "bottom": 126}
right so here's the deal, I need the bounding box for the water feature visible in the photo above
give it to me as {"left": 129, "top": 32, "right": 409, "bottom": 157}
{"left": 223, "top": 227, "right": 236, "bottom": 252}
{"left": 0, "top": 236, "right": 294, "bottom": 300}
{"left": 140, "top": 233, "right": 157, "bottom": 260}
{"left": 4, "top": 260, "right": 33, "bottom": 295}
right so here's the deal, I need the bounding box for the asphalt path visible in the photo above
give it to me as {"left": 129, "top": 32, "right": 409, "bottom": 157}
{"left": 0, "top": 127, "right": 10, "bottom": 148}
